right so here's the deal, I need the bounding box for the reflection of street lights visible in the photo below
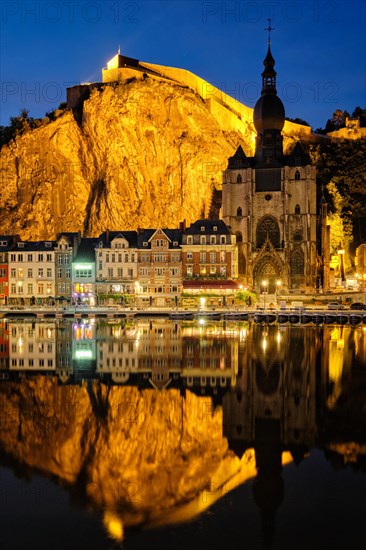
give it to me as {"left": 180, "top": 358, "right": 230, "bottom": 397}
{"left": 338, "top": 246, "right": 345, "bottom": 283}
{"left": 262, "top": 280, "right": 268, "bottom": 309}
{"left": 276, "top": 280, "right": 281, "bottom": 305}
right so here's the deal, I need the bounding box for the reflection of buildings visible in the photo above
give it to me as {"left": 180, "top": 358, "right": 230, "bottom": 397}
{"left": 223, "top": 325, "right": 320, "bottom": 455}
{"left": 8, "top": 320, "right": 56, "bottom": 372}
{"left": 96, "top": 321, "right": 139, "bottom": 384}
{"left": 181, "top": 321, "right": 239, "bottom": 400}
{"left": 71, "top": 319, "right": 96, "bottom": 382}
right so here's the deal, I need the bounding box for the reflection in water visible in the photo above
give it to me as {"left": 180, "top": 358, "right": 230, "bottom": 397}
{"left": 0, "top": 318, "right": 366, "bottom": 545}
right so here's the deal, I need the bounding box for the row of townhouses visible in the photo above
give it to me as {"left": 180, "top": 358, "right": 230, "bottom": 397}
{"left": 0, "top": 220, "right": 239, "bottom": 307}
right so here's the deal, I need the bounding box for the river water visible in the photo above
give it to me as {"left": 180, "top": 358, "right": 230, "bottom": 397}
{"left": 0, "top": 317, "right": 365, "bottom": 549}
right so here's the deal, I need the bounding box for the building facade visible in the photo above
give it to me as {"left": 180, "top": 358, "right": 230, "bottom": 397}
{"left": 181, "top": 219, "right": 238, "bottom": 279}
{"left": 136, "top": 228, "right": 182, "bottom": 307}
{"left": 95, "top": 231, "right": 138, "bottom": 305}
{"left": 221, "top": 42, "right": 317, "bottom": 293}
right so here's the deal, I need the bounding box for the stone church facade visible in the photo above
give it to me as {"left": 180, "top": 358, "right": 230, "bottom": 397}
{"left": 221, "top": 42, "right": 317, "bottom": 293}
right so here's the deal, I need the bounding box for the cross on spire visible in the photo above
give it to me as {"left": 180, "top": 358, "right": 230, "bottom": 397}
{"left": 264, "top": 18, "right": 275, "bottom": 45}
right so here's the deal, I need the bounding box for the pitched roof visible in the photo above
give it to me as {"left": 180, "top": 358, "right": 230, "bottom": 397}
{"left": 185, "top": 219, "right": 232, "bottom": 235}
{"left": 227, "top": 145, "right": 252, "bottom": 169}
{"left": 284, "top": 141, "right": 311, "bottom": 166}
{"left": 97, "top": 231, "right": 138, "bottom": 248}
{"left": 73, "top": 238, "right": 97, "bottom": 262}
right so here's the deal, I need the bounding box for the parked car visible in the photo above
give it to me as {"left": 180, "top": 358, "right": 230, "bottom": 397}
{"left": 350, "top": 302, "right": 366, "bottom": 310}
{"left": 327, "top": 302, "right": 344, "bottom": 310}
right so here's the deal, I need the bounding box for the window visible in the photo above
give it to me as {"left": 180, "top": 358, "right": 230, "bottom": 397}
{"left": 117, "top": 268, "right": 123, "bottom": 278}
{"left": 210, "top": 236, "right": 216, "bottom": 244}
{"left": 187, "top": 252, "right": 193, "bottom": 261}
{"left": 0, "top": 268, "right": 5, "bottom": 278}
{"left": 38, "top": 283, "right": 44, "bottom": 294}
{"left": 210, "top": 252, "right": 215, "bottom": 263}
{"left": 65, "top": 268, "right": 71, "bottom": 278}
{"left": 173, "top": 241, "right": 178, "bottom": 246}
{"left": 58, "top": 255, "right": 64, "bottom": 264}
{"left": 10, "top": 254, "right": 16, "bottom": 262}
{"left": 256, "top": 216, "right": 280, "bottom": 249}
{"left": 106, "top": 254, "right": 110, "bottom": 263}
{"left": 57, "top": 268, "right": 62, "bottom": 278}
{"left": 108, "top": 268, "right": 114, "bottom": 279}
{"left": 38, "top": 268, "right": 43, "bottom": 278}
{"left": 18, "top": 268, "right": 23, "bottom": 278}
{"left": 187, "top": 266, "right": 193, "bottom": 276}
{"left": 75, "top": 268, "right": 92, "bottom": 278}
{"left": 47, "top": 268, "right": 52, "bottom": 278}
{"left": 220, "top": 251, "right": 225, "bottom": 263}
{"left": 210, "top": 266, "right": 216, "bottom": 274}
{"left": 18, "top": 254, "right": 23, "bottom": 262}
{"left": 143, "top": 242, "right": 148, "bottom": 247}
{"left": 46, "top": 254, "right": 52, "bottom": 261}
{"left": 45, "top": 243, "right": 52, "bottom": 248}
{"left": 200, "top": 252, "right": 206, "bottom": 263}
{"left": 290, "top": 249, "right": 304, "bottom": 275}
{"left": 11, "top": 283, "right": 16, "bottom": 294}
{"left": 220, "top": 266, "right": 226, "bottom": 275}
{"left": 28, "top": 268, "right": 33, "bottom": 278}
{"left": 10, "top": 268, "right": 16, "bottom": 278}
{"left": 237, "top": 207, "right": 242, "bottom": 217}
{"left": 295, "top": 170, "right": 300, "bottom": 180}
{"left": 156, "top": 239, "right": 164, "bottom": 247}
{"left": 237, "top": 174, "right": 242, "bottom": 183}
{"left": 220, "top": 236, "right": 226, "bottom": 244}
{"left": 200, "top": 236, "right": 206, "bottom": 245}
{"left": 295, "top": 204, "right": 301, "bottom": 214}
{"left": 38, "top": 254, "right": 43, "bottom": 262}
{"left": 187, "top": 236, "right": 193, "bottom": 245}
{"left": 213, "top": 226, "right": 217, "bottom": 232}
{"left": 27, "top": 254, "right": 33, "bottom": 262}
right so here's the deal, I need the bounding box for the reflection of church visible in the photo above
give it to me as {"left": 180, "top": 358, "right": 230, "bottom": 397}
{"left": 221, "top": 38, "right": 317, "bottom": 293}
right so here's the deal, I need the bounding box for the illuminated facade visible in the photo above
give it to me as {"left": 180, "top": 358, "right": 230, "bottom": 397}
{"left": 55, "top": 232, "right": 81, "bottom": 300}
{"left": 221, "top": 43, "right": 317, "bottom": 293}
{"left": 0, "top": 235, "right": 19, "bottom": 305}
{"left": 8, "top": 240, "right": 56, "bottom": 305}
{"left": 136, "top": 228, "right": 182, "bottom": 307}
{"left": 181, "top": 219, "right": 238, "bottom": 279}
{"left": 95, "top": 231, "right": 138, "bottom": 305}
{"left": 72, "top": 238, "right": 97, "bottom": 306}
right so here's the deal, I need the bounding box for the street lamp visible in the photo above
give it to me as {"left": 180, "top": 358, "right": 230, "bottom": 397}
{"left": 262, "top": 280, "right": 268, "bottom": 309}
{"left": 337, "top": 246, "right": 345, "bottom": 285}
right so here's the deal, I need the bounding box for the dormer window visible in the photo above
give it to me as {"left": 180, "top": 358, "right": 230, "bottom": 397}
{"left": 143, "top": 242, "right": 148, "bottom": 247}
{"left": 98, "top": 241, "right": 103, "bottom": 248}
{"left": 45, "top": 242, "right": 51, "bottom": 247}
{"left": 173, "top": 241, "right": 178, "bottom": 246}
{"left": 18, "top": 243, "right": 24, "bottom": 248}
{"left": 201, "top": 226, "right": 205, "bottom": 232}
{"left": 213, "top": 226, "right": 217, "bottom": 231}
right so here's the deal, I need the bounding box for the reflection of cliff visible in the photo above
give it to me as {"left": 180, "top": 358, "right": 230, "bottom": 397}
{"left": 0, "top": 377, "right": 246, "bottom": 538}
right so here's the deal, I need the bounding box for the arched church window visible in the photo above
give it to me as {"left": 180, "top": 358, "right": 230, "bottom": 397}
{"left": 295, "top": 170, "right": 300, "bottom": 180}
{"left": 256, "top": 216, "right": 280, "bottom": 249}
{"left": 295, "top": 204, "right": 300, "bottom": 214}
{"left": 290, "top": 249, "right": 304, "bottom": 275}
{"left": 237, "top": 174, "right": 242, "bottom": 183}
{"left": 237, "top": 207, "right": 242, "bottom": 217}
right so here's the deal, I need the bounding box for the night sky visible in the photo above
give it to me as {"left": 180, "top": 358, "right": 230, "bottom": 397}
{"left": 0, "top": 0, "right": 365, "bottom": 129}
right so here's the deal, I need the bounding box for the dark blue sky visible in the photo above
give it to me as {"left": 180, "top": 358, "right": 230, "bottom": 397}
{"left": 1, "top": 0, "right": 365, "bottom": 129}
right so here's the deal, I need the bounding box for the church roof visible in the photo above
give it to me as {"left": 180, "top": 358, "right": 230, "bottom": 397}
{"left": 284, "top": 141, "right": 311, "bottom": 166}
{"left": 227, "top": 145, "right": 251, "bottom": 169}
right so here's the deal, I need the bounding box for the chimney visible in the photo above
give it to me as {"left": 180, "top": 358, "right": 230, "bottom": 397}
{"left": 179, "top": 219, "right": 186, "bottom": 232}
{"left": 106, "top": 229, "right": 110, "bottom": 243}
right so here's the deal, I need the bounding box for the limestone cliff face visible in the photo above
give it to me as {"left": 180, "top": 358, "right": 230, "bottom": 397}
{"left": 0, "top": 71, "right": 309, "bottom": 239}
{"left": 0, "top": 377, "right": 256, "bottom": 537}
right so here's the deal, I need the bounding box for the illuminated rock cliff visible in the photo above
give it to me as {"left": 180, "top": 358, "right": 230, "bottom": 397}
{"left": 0, "top": 61, "right": 311, "bottom": 240}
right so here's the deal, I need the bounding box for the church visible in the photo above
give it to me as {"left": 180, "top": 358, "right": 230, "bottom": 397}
{"left": 221, "top": 33, "right": 318, "bottom": 294}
